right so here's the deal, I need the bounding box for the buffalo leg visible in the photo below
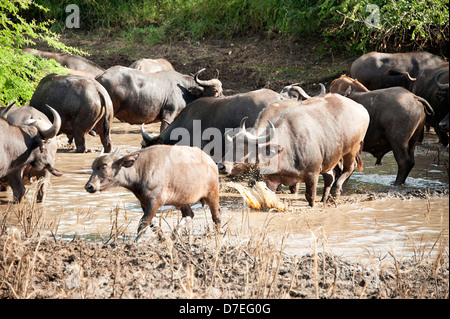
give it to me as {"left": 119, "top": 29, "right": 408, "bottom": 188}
{"left": 180, "top": 206, "right": 194, "bottom": 219}
{"left": 94, "top": 116, "right": 112, "bottom": 153}
{"left": 204, "top": 195, "right": 221, "bottom": 230}
{"left": 321, "top": 170, "right": 335, "bottom": 203}
{"left": 333, "top": 154, "right": 356, "bottom": 197}
{"left": 7, "top": 170, "right": 25, "bottom": 202}
{"left": 304, "top": 172, "right": 319, "bottom": 207}
{"left": 391, "top": 143, "right": 414, "bottom": 185}
{"left": 136, "top": 198, "right": 162, "bottom": 242}
{"left": 73, "top": 129, "right": 87, "bottom": 153}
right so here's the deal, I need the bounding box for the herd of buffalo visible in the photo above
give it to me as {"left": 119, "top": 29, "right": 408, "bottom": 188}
{"left": 0, "top": 48, "right": 448, "bottom": 239}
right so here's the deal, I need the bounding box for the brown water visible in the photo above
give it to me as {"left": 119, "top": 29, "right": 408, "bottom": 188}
{"left": 1, "top": 120, "right": 448, "bottom": 262}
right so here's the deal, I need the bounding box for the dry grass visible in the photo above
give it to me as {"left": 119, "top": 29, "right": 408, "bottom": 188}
{"left": 0, "top": 196, "right": 448, "bottom": 299}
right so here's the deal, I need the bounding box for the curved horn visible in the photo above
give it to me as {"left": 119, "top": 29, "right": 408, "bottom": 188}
{"left": 318, "top": 83, "right": 326, "bottom": 95}
{"left": 141, "top": 123, "right": 154, "bottom": 145}
{"left": 1, "top": 101, "right": 16, "bottom": 119}
{"left": 105, "top": 147, "right": 119, "bottom": 160}
{"left": 435, "top": 72, "right": 449, "bottom": 89}
{"left": 239, "top": 117, "right": 248, "bottom": 132}
{"left": 194, "top": 68, "right": 218, "bottom": 87}
{"left": 36, "top": 105, "right": 61, "bottom": 140}
{"left": 245, "top": 120, "right": 276, "bottom": 144}
{"left": 290, "top": 86, "right": 312, "bottom": 100}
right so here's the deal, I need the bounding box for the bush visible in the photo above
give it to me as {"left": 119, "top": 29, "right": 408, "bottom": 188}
{"left": 0, "top": 0, "right": 83, "bottom": 105}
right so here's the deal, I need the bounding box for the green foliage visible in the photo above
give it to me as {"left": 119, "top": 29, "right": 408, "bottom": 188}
{"left": 34, "top": 0, "right": 448, "bottom": 54}
{"left": 0, "top": 0, "right": 83, "bottom": 105}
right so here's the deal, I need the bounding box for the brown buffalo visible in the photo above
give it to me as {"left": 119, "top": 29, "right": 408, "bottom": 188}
{"left": 330, "top": 76, "right": 434, "bottom": 185}
{"left": 219, "top": 94, "right": 370, "bottom": 207}
{"left": 30, "top": 74, "right": 113, "bottom": 153}
{"left": 85, "top": 146, "right": 221, "bottom": 241}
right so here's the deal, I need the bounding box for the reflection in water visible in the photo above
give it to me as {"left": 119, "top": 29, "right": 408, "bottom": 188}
{"left": 0, "top": 121, "right": 448, "bottom": 262}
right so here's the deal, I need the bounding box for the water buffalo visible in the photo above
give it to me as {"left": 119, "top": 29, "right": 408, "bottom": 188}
{"left": 30, "top": 73, "right": 113, "bottom": 153}
{"left": 96, "top": 66, "right": 223, "bottom": 131}
{"left": 0, "top": 105, "right": 63, "bottom": 202}
{"left": 218, "top": 94, "right": 370, "bottom": 207}
{"left": 330, "top": 78, "right": 434, "bottom": 185}
{"left": 84, "top": 146, "right": 221, "bottom": 241}
{"left": 0, "top": 103, "right": 62, "bottom": 202}
{"left": 140, "top": 88, "right": 284, "bottom": 162}
{"left": 23, "top": 48, "right": 105, "bottom": 77}
{"left": 129, "top": 58, "right": 175, "bottom": 73}
{"left": 439, "top": 113, "right": 449, "bottom": 133}
{"left": 350, "top": 51, "right": 445, "bottom": 90}
{"left": 412, "top": 62, "right": 449, "bottom": 146}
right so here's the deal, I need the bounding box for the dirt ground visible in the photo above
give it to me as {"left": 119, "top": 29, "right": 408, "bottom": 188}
{"left": 0, "top": 35, "right": 448, "bottom": 300}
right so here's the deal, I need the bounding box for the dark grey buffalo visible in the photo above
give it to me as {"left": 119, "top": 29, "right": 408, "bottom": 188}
{"left": 412, "top": 62, "right": 449, "bottom": 146}
{"left": 30, "top": 73, "right": 114, "bottom": 153}
{"left": 0, "top": 105, "right": 62, "bottom": 202}
{"left": 0, "top": 103, "right": 62, "bottom": 202}
{"left": 350, "top": 51, "right": 445, "bottom": 90}
{"left": 129, "top": 58, "right": 175, "bottom": 73}
{"left": 23, "top": 48, "right": 105, "bottom": 77}
{"left": 218, "top": 94, "right": 370, "bottom": 207}
{"left": 330, "top": 76, "right": 434, "bottom": 185}
{"left": 85, "top": 146, "right": 221, "bottom": 241}
{"left": 96, "top": 66, "right": 223, "bottom": 131}
{"left": 140, "top": 88, "right": 284, "bottom": 162}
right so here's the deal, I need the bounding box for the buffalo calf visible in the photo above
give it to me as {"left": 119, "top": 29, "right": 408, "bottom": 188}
{"left": 85, "top": 145, "right": 221, "bottom": 241}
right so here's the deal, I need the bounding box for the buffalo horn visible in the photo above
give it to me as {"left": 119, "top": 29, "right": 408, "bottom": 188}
{"left": 318, "top": 83, "right": 326, "bottom": 95}
{"left": 290, "top": 86, "right": 312, "bottom": 99}
{"left": 31, "top": 104, "right": 61, "bottom": 140}
{"left": 0, "top": 101, "right": 16, "bottom": 119}
{"left": 435, "top": 72, "right": 449, "bottom": 89}
{"left": 239, "top": 117, "right": 248, "bottom": 132}
{"left": 194, "top": 68, "right": 220, "bottom": 87}
{"left": 141, "top": 123, "right": 157, "bottom": 144}
{"left": 245, "top": 120, "right": 276, "bottom": 144}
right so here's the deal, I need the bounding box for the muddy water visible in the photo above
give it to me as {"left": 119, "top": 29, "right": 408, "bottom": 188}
{"left": 1, "top": 120, "right": 448, "bottom": 262}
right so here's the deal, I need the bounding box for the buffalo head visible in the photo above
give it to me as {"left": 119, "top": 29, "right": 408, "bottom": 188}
{"left": 218, "top": 117, "right": 280, "bottom": 176}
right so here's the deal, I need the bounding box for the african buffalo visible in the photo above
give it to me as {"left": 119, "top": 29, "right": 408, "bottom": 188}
{"left": 218, "top": 94, "right": 370, "bottom": 207}
{"left": 140, "top": 88, "right": 284, "bottom": 162}
{"left": 330, "top": 77, "right": 434, "bottom": 185}
{"left": 85, "top": 146, "right": 221, "bottom": 241}
{"left": 0, "top": 105, "right": 63, "bottom": 202}
{"left": 129, "top": 58, "right": 175, "bottom": 73}
{"left": 30, "top": 73, "right": 113, "bottom": 153}
{"left": 23, "top": 48, "right": 105, "bottom": 77}
{"left": 0, "top": 103, "right": 62, "bottom": 202}
{"left": 350, "top": 51, "right": 445, "bottom": 90}
{"left": 96, "top": 66, "right": 223, "bottom": 131}
{"left": 412, "top": 62, "right": 449, "bottom": 146}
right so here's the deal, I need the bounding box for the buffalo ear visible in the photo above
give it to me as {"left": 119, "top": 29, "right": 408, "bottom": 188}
{"left": 188, "top": 86, "right": 204, "bottom": 97}
{"left": 119, "top": 153, "right": 139, "bottom": 168}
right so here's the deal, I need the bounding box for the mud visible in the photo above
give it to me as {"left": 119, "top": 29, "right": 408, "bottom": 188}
{"left": 0, "top": 37, "right": 448, "bottom": 299}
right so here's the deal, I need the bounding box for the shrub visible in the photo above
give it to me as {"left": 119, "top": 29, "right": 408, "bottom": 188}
{"left": 0, "top": 0, "right": 83, "bottom": 105}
